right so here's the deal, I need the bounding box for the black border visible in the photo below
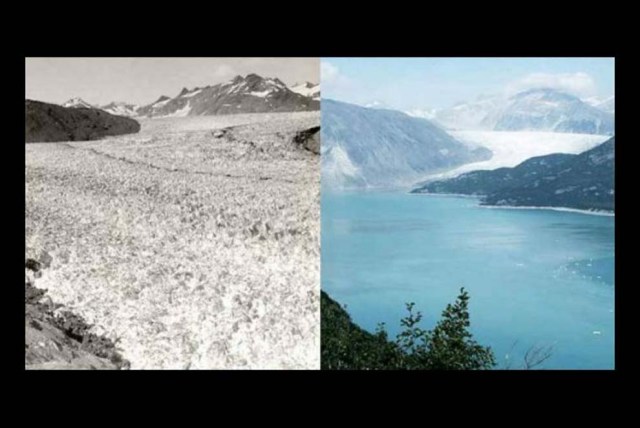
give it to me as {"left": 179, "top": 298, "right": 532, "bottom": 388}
{"left": 16, "top": 27, "right": 627, "bottom": 400}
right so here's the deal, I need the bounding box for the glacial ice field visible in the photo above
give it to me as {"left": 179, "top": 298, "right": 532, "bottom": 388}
{"left": 25, "top": 112, "right": 320, "bottom": 369}
{"left": 423, "top": 130, "right": 610, "bottom": 182}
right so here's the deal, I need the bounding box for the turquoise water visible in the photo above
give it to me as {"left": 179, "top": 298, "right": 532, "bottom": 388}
{"left": 321, "top": 191, "right": 615, "bottom": 369}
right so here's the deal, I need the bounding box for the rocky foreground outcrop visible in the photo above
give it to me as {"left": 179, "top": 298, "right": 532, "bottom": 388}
{"left": 25, "top": 250, "right": 129, "bottom": 370}
{"left": 293, "top": 126, "right": 320, "bottom": 155}
{"left": 26, "top": 100, "right": 141, "bottom": 143}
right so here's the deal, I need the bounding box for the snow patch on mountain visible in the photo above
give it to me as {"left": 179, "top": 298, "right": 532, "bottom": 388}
{"left": 249, "top": 90, "right": 273, "bottom": 98}
{"left": 405, "top": 108, "right": 438, "bottom": 120}
{"left": 584, "top": 95, "right": 615, "bottom": 114}
{"left": 101, "top": 102, "right": 139, "bottom": 117}
{"left": 266, "top": 78, "right": 287, "bottom": 89}
{"left": 153, "top": 98, "right": 171, "bottom": 108}
{"left": 493, "top": 88, "right": 614, "bottom": 135}
{"left": 180, "top": 89, "right": 202, "bottom": 98}
{"left": 163, "top": 103, "right": 192, "bottom": 118}
{"left": 62, "top": 97, "right": 95, "bottom": 109}
{"left": 363, "top": 100, "right": 392, "bottom": 109}
{"left": 136, "top": 74, "right": 318, "bottom": 118}
{"left": 428, "top": 89, "right": 614, "bottom": 135}
{"left": 290, "top": 82, "right": 320, "bottom": 100}
{"left": 434, "top": 95, "right": 506, "bottom": 130}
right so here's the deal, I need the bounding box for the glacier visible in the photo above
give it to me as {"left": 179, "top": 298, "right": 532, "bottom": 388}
{"left": 421, "top": 130, "right": 610, "bottom": 182}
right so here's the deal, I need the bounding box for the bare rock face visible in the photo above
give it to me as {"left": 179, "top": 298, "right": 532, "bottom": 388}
{"left": 25, "top": 251, "right": 129, "bottom": 370}
{"left": 25, "top": 100, "right": 141, "bottom": 143}
{"left": 293, "top": 126, "right": 320, "bottom": 155}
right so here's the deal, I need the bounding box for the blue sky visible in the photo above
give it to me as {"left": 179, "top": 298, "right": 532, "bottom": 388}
{"left": 321, "top": 58, "right": 615, "bottom": 110}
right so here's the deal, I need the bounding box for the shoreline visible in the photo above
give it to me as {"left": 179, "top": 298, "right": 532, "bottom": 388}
{"left": 479, "top": 204, "right": 614, "bottom": 217}
{"left": 410, "top": 192, "right": 614, "bottom": 217}
{"left": 410, "top": 191, "right": 482, "bottom": 199}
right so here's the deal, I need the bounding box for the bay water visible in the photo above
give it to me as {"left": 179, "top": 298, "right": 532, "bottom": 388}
{"left": 321, "top": 191, "right": 615, "bottom": 369}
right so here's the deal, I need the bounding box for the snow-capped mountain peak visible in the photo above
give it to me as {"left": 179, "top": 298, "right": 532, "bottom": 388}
{"left": 363, "top": 100, "right": 393, "bottom": 110}
{"left": 290, "top": 81, "right": 320, "bottom": 100}
{"left": 223, "top": 74, "right": 288, "bottom": 97}
{"left": 293, "top": 81, "right": 315, "bottom": 89}
{"left": 405, "top": 107, "right": 438, "bottom": 120}
{"left": 149, "top": 96, "right": 172, "bottom": 109}
{"left": 494, "top": 88, "right": 614, "bottom": 135}
{"left": 433, "top": 94, "right": 506, "bottom": 131}
{"left": 100, "top": 101, "right": 139, "bottom": 117}
{"left": 153, "top": 95, "right": 171, "bottom": 104}
{"left": 62, "top": 97, "right": 95, "bottom": 109}
{"left": 584, "top": 95, "right": 615, "bottom": 114}
{"left": 88, "top": 74, "right": 320, "bottom": 119}
{"left": 433, "top": 88, "right": 614, "bottom": 135}
{"left": 510, "top": 87, "right": 574, "bottom": 102}
{"left": 135, "top": 73, "right": 319, "bottom": 118}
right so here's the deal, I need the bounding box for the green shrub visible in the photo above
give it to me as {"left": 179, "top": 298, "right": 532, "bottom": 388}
{"left": 321, "top": 287, "right": 495, "bottom": 370}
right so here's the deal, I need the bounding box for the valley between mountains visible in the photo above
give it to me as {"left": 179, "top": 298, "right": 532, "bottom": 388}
{"left": 322, "top": 86, "right": 614, "bottom": 213}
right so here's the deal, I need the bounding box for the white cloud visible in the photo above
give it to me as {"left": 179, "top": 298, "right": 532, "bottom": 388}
{"left": 321, "top": 61, "right": 351, "bottom": 90}
{"left": 212, "top": 64, "right": 236, "bottom": 80}
{"left": 321, "top": 61, "right": 339, "bottom": 82}
{"left": 507, "top": 72, "right": 597, "bottom": 98}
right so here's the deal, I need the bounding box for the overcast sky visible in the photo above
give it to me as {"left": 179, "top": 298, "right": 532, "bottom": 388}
{"left": 26, "top": 58, "right": 319, "bottom": 106}
{"left": 322, "top": 57, "right": 615, "bottom": 110}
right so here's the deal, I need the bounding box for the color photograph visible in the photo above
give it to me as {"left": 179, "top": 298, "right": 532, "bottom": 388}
{"left": 320, "top": 58, "right": 614, "bottom": 370}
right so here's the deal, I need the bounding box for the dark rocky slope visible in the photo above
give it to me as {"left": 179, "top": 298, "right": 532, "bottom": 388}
{"left": 293, "top": 126, "right": 320, "bottom": 155}
{"left": 25, "top": 251, "right": 129, "bottom": 370}
{"left": 26, "top": 100, "right": 140, "bottom": 143}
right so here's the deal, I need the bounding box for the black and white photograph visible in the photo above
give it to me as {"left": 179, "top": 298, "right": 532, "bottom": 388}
{"left": 25, "top": 58, "right": 321, "bottom": 369}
